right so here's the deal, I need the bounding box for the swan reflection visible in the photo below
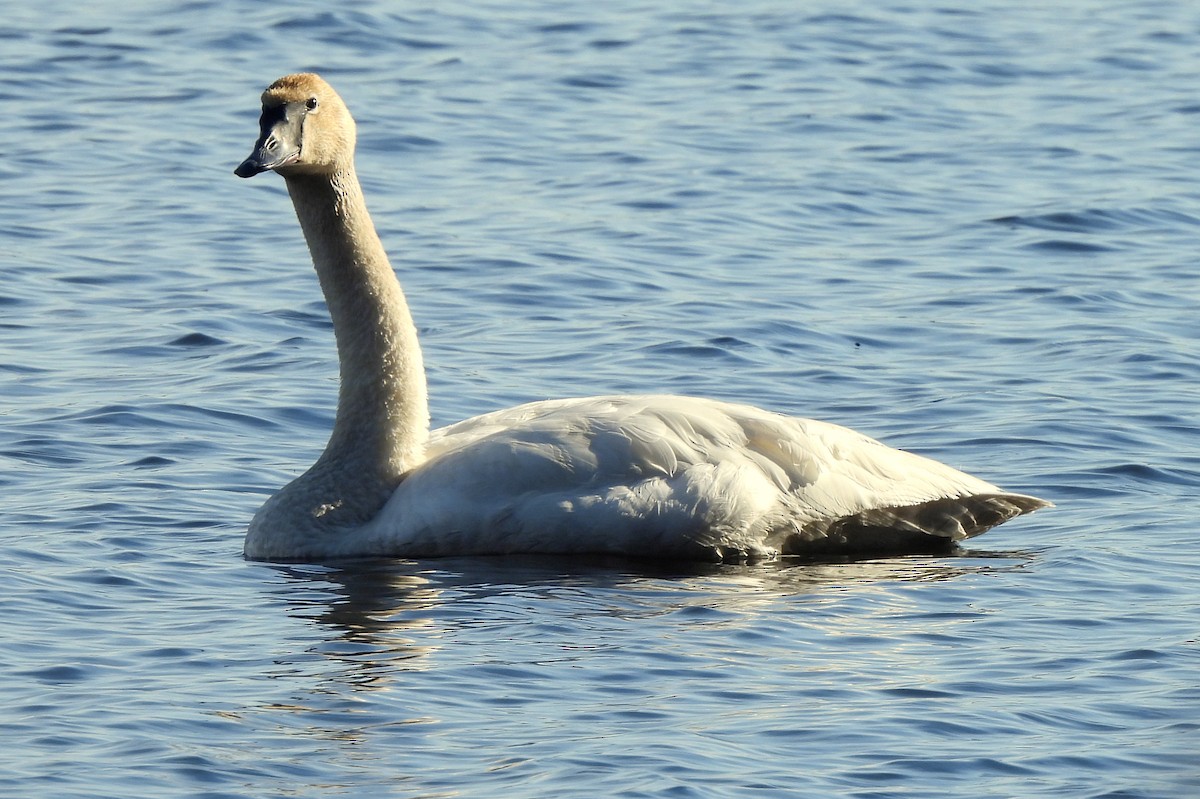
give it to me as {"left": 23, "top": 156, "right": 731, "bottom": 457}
{"left": 267, "top": 550, "right": 1035, "bottom": 687}
{"left": 240, "top": 550, "right": 1034, "bottom": 774}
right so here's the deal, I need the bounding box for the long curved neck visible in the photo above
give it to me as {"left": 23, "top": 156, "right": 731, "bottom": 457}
{"left": 285, "top": 165, "right": 429, "bottom": 490}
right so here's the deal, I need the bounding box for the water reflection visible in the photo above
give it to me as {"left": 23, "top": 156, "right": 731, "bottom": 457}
{"left": 266, "top": 549, "right": 1036, "bottom": 683}
{"left": 264, "top": 562, "right": 444, "bottom": 688}
{"left": 235, "top": 549, "right": 1036, "bottom": 793}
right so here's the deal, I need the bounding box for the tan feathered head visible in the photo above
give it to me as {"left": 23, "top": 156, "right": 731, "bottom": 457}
{"left": 235, "top": 73, "right": 357, "bottom": 178}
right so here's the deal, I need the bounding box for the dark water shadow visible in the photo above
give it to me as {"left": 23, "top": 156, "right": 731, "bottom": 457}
{"left": 246, "top": 550, "right": 1043, "bottom": 740}
{"left": 265, "top": 546, "right": 1038, "bottom": 646}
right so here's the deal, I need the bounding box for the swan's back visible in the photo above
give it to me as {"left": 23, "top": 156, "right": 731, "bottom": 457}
{"left": 348, "top": 395, "right": 1047, "bottom": 561}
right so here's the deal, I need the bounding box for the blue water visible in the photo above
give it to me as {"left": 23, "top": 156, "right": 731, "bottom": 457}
{"left": 3, "top": 1, "right": 1199, "bottom": 796}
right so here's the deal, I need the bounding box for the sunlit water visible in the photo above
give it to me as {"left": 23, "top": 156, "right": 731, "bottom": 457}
{"left": 3, "top": 1, "right": 1199, "bottom": 797}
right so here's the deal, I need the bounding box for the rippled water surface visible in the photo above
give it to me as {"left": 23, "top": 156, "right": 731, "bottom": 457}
{"left": 3, "top": 1, "right": 1199, "bottom": 797}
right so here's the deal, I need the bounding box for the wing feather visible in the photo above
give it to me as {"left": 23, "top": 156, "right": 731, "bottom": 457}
{"left": 359, "top": 395, "right": 1047, "bottom": 559}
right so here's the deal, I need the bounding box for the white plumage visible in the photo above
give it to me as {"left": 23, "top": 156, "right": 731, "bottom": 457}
{"left": 235, "top": 74, "right": 1049, "bottom": 562}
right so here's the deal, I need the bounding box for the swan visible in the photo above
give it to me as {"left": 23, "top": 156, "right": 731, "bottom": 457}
{"left": 234, "top": 73, "right": 1049, "bottom": 562}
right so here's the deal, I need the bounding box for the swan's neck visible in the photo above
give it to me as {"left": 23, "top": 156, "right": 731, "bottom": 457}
{"left": 265, "top": 166, "right": 429, "bottom": 533}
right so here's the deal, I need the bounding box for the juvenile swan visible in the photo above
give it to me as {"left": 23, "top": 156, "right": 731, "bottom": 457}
{"left": 235, "top": 73, "right": 1049, "bottom": 561}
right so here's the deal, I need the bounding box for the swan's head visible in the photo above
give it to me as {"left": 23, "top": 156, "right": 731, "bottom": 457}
{"left": 235, "top": 73, "right": 357, "bottom": 179}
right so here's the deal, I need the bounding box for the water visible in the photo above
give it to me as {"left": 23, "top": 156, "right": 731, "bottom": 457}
{"left": 2, "top": 0, "right": 1198, "bottom": 796}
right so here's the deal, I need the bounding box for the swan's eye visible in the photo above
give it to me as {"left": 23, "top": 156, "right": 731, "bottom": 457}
{"left": 306, "top": 97, "right": 319, "bottom": 111}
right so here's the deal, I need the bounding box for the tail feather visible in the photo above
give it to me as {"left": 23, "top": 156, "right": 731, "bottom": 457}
{"left": 781, "top": 492, "right": 1052, "bottom": 557}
